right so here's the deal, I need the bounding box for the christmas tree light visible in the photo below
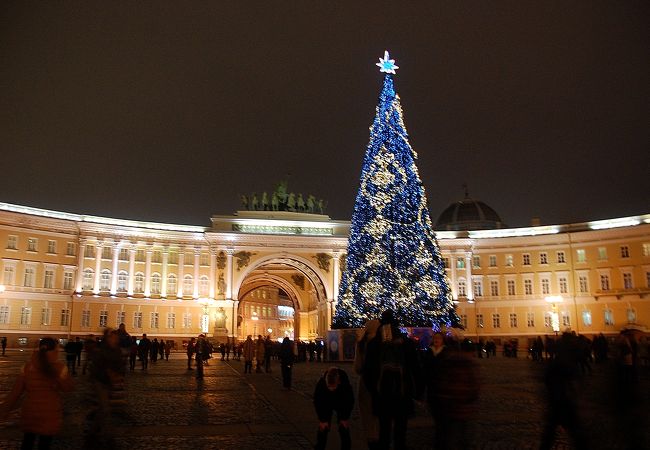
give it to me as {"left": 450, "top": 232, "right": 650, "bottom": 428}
{"left": 333, "top": 51, "right": 459, "bottom": 329}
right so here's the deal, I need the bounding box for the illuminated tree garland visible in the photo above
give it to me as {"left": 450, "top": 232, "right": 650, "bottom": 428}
{"left": 333, "top": 52, "right": 459, "bottom": 329}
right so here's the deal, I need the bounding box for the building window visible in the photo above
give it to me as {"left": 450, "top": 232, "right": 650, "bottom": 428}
{"left": 539, "top": 252, "right": 548, "bottom": 264}
{"left": 81, "top": 310, "right": 91, "bottom": 327}
{"left": 559, "top": 277, "right": 568, "bottom": 294}
{"left": 151, "top": 273, "right": 161, "bottom": 294}
{"left": 64, "top": 271, "right": 74, "bottom": 290}
{"left": 136, "top": 249, "right": 145, "bottom": 262}
{"left": 199, "top": 276, "right": 209, "bottom": 296}
{"left": 3, "top": 265, "right": 15, "bottom": 286}
{"left": 522, "top": 254, "right": 531, "bottom": 266}
{"left": 562, "top": 312, "right": 571, "bottom": 327}
{"left": 27, "top": 238, "right": 37, "bottom": 252}
{"left": 598, "top": 247, "right": 607, "bottom": 261}
{"left": 581, "top": 310, "right": 592, "bottom": 326}
{"left": 456, "top": 258, "right": 465, "bottom": 269}
{"left": 183, "top": 275, "right": 193, "bottom": 296}
{"left": 152, "top": 251, "right": 162, "bottom": 263}
{"left": 200, "top": 254, "right": 209, "bottom": 266}
{"left": 167, "top": 313, "right": 176, "bottom": 329}
{"left": 168, "top": 252, "right": 178, "bottom": 264}
{"left": 20, "top": 307, "right": 32, "bottom": 325}
{"left": 119, "top": 249, "right": 129, "bottom": 261}
{"left": 100, "top": 270, "right": 111, "bottom": 291}
{"left": 47, "top": 240, "right": 56, "bottom": 254}
{"left": 44, "top": 270, "right": 54, "bottom": 289}
{"left": 476, "top": 314, "right": 484, "bottom": 328}
{"left": 576, "top": 249, "right": 586, "bottom": 263}
{"left": 600, "top": 274, "right": 610, "bottom": 291}
{"left": 579, "top": 275, "right": 589, "bottom": 293}
{"left": 473, "top": 280, "right": 483, "bottom": 297}
{"left": 509, "top": 313, "right": 518, "bottom": 328}
{"left": 620, "top": 246, "right": 630, "bottom": 258}
{"left": 492, "top": 314, "right": 501, "bottom": 328}
{"left": 458, "top": 279, "right": 466, "bottom": 297}
{"left": 133, "top": 312, "right": 143, "bottom": 329}
{"left": 66, "top": 242, "right": 76, "bottom": 256}
{"left": 183, "top": 313, "right": 192, "bottom": 329}
{"left": 7, "top": 235, "right": 18, "bottom": 250}
{"left": 85, "top": 245, "right": 95, "bottom": 258}
{"left": 623, "top": 272, "right": 633, "bottom": 289}
{"left": 556, "top": 251, "right": 565, "bottom": 264}
{"left": 99, "top": 310, "right": 108, "bottom": 328}
{"left": 541, "top": 278, "right": 550, "bottom": 295}
{"left": 60, "top": 308, "right": 70, "bottom": 327}
{"left": 443, "top": 258, "right": 450, "bottom": 269}
{"left": 626, "top": 308, "right": 636, "bottom": 323}
{"left": 489, "top": 255, "right": 497, "bottom": 267}
{"left": 524, "top": 279, "right": 533, "bottom": 295}
{"left": 40, "top": 308, "right": 51, "bottom": 325}
{"left": 167, "top": 274, "right": 177, "bottom": 295}
{"left": 604, "top": 309, "right": 614, "bottom": 326}
{"left": 23, "top": 267, "right": 36, "bottom": 287}
{"left": 116, "top": 311, "right": 126, "bottom": 327}
{"left": 134, "top": 272, "right": 145, "bottom": 293}
{"left": 505, "top": 254, "right": 513, "bottom": 267}
{"left": 460, "top": 314, "right": 467, "bottom": 329}
{"left": 544, "top": 312, "right": 552, "bottom": 328}
{"left": 117, "top": 271, "right": 128, "bottom": 292}
{"left": 150, "top": 312, "right": 159, "bottom": 329}
{"left": 526, "top": 312, "right": 535, "bottom": 327}
{"left": 507, "top": 280, "right": 515, "bottom": 296}
{"left": 0, "top": 306, "right": 9, "bottom": 324}
{"left": 472, "top": 256, "right": 480, "bottom": 268}
{"left": 82, "top": 268, "right": 94, "bottom": 291}
{"left": 643, "top": 243, "right": 650, "bottom": 257}
{"left": 490, "top": 280, "right": 499, "bottom": 296}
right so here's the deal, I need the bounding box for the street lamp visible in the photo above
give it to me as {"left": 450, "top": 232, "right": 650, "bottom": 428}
{"left": 545, "top": 296, "right": 563, "bottom": 335}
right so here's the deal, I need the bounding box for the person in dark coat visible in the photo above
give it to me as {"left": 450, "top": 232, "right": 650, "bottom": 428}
{"left": 313, "top": 367, "right": 355, "bottom": 450}
{"left": 137, "top": 334, "right": 151, "bottom": 370}
{"left": 279, "top": 337, "right": 294, "bottom": 389}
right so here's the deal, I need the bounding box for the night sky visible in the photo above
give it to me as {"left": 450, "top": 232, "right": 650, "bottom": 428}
{"left": 1, "top": 2, "right": 648, "bottom": 227}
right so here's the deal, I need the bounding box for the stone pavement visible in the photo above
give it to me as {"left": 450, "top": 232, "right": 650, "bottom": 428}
{"left": 0, "top": 349, "right": 648, "bottom": 449}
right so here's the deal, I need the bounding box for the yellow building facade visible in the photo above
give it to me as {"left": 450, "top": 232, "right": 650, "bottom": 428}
{"left": 0, "top": 201, "right": 648, "bottom": 349}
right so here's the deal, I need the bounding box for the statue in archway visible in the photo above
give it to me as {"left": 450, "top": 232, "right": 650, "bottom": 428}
{"left": 217, "top": 274, "right": 226, "bottom": 296}
{"left": 240, "top": 195, "right": 249, "bottom": 210}
{"left": 271, "top": 192, "right": 279, "bottom": 211}
{"left": 307, "top": 195, "right": 316, "bottom": 213}
{"left": 297, "top": 193, "right": 305, "bottom": 211}
{"left": 274, "top": 180, "right": 288, "bottom": 208}
{"left": 287, "top": 192, "right": 296, "bottom": 211}
{"left": 261, "top": 192, "right": 269, "bottom": 211}
{"left": 216, "top": 252, "right": 226, "bottom": 270}
{"left": 251, "top": 193, "right": 259, "bottom": 211}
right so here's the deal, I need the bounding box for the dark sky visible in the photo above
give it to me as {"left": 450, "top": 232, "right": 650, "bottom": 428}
{"left": 1, "top": 2, "right": 648, "bottom": 227}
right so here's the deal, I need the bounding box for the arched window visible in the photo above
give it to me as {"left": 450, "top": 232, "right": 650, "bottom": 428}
{"left": 167, "top": 274, "right": 177, "bottom": 295}
{"left": 134, "top": 272, "right": 144, "bottom": 293}
{"left": 100, "top": 269, "right": 111, "bottom": 292}
{"left": 82, "top": 268, "right": 94, "bottom": 291}
{"left": 183, "top": 274, "right": 193, "bottom": 296}
{"left": 117, "top": 271, "right": 128, "bottom": 292}
{"left": 151, "top": 273, "right": 161, "bottom": 294}
{"left": 199, "top": 275, "right": 209, "bottom": 296}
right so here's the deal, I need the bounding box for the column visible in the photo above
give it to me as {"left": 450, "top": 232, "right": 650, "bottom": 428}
{"left": 332, "top": 251, "right": 341, "bottom": 301}
{"left": 193, "top": 248, "right": 200, "bottom": 299}
{"left": 127, "top": 246, "right": 136, "bottom": 296}
{"left": 465, "top": 252, "right": 474, "bottom": 301}
{"left": 450, "top": 253, "right": 458, "bottom": 300}
{"left": 93, "top": 241, "right": 103, "bottom": 294}
{"left": 161, "top": 247, "right": 169, "bottom": 297}
{"left": 75, "top": 240, "right": 87, "bottom": 293}
{"left": 144, "top": 246, "right": 153, "bottom": 297}
{"left": 177, "top": 248, "right": 185, "bottom": 298}
{"left": 110, "top": 244, "right": 119, "bottom": 295}
{"left": 209, "top": 247, "right": 216, "bottom": 299}
{"left": 225, "top": 248, "right": 234, "bottom": 299}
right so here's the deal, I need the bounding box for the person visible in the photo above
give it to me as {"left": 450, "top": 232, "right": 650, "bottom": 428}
{"left": 82, "top": 334, "right": 97, "bottom": 375}
{"left": 353, "top": 319, "right": 381, "bottom": 449}
{"left": 279, "top": 336, "right": 294, "bottom": 389}
{"left": 116, "top": 323, "right": 131, "bottom": 358}
{"left": 242, "top": 335, "right": 255, "bottom": 374}
{"left": 0, "top": 337, "right": 74, "bottom": 449}
{"left": 64, "top": 338, "right": 78, "bottom": 375}
{"left": 150, "top": 338, "right": 159, "bottom": 363}
{"left": 425, "top": 331, "right": 480, "bottom": 450}
{"left": 85, "top": 328, "right": 125, "bottom": 449}
{"left": 313, "top": 367, "right": 355, "bottom": 450}
{"left": 255, "top": 335, "right": 265, "bottom": 373}
{"left": 1, "top": 336, "right": 6, "bottom": 356}
{"left": 138, "top": 334, "right": 151, "bottom": 370}
{"left": 74, "top": 336, "right": 84, "bottom": 368}
{"left": 264, "top": 335, "right": 273, "bottom": 372}
{"left": 128, "top": 336, "right": 138, "bottom": 371}
{"left": 363, "top": 310, "right": 421, "bottom": 450}
{"left": 186, "top": 337, "right": 196, "bottom": 370}
{"left": 195, "top": 334, "right": 208, "bottom": 379}
{"left": 164, "top": 340, "right": 172, "bottom": 361}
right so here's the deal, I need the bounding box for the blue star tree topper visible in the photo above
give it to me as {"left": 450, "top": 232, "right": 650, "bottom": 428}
{"left": 333, "top": 52, "right": 459, "bottom": 329}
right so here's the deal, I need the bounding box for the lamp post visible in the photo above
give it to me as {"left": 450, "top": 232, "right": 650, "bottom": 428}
{"left": 545, "top": 296, "right": 563, "bottom": 335}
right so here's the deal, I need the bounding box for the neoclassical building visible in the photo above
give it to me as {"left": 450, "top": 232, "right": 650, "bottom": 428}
{"left": 0, "top": 200, "right": 648, "bottom": 349}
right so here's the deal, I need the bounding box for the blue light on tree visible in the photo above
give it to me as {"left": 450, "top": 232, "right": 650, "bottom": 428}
{"left": 333, "top": 52, "right": 459, "bottom": 329}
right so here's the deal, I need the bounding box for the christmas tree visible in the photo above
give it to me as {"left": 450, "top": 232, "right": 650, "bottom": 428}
{"left": 333, "top": 51, "right": 459, "bottom": 329}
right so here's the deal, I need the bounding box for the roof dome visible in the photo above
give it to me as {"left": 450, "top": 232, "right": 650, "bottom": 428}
{"left": 435, "top": 194, "right": 506, "bottom": 231}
